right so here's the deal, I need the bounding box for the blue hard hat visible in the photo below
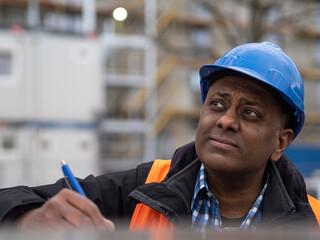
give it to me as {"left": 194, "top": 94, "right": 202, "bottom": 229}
{"left": 199, "top": 42, "right": 305, "bottom": 139}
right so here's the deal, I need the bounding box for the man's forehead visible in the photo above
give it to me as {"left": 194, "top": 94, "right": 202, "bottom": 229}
{"left": 207, "top": 76, "right": 282, "bottom": 108}
{"left": 209, "top": 76, "right": 271, "bottom": 96}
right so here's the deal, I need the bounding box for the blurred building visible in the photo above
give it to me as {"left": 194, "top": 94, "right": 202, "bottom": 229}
{"left": 0, "top": 31, "right": 103, "bottom": 186}
{"left": 0, "top": 0, "right": 319, "bottom": 197}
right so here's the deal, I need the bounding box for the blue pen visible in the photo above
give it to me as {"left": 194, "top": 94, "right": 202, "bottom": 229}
{"left": 61, "top": 160, "right": 87, "bottom": 197}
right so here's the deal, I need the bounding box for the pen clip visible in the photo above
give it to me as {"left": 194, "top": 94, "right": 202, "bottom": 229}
{"left": 61, "top": 160, "right": 87, "bottom": 197}
{"left": 64, "top": 176, "right": 73, "bottom": 191}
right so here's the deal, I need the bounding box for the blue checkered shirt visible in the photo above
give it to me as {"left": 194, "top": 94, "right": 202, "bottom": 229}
{"left": 191, "top": 163, "right": 269, "bottom": 232}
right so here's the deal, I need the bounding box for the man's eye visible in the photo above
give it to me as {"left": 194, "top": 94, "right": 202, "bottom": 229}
{"left": 211, "top": 101, "right": 223, "bottom": 107}
{"left": 243, "top": 109, "right": 260, "bottom": 119}
{"left": 245, "top": 110, "right": 256, "bottom": 116}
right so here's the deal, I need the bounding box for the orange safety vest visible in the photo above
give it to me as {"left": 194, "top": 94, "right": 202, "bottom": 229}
{"left": 129, "top": 159, "right": 320, "bottom": 230}
{"left": 129, "top": 159, "right": 173, "bottom": 231}
{"left": 308, "top": 195, "right": 320, "bottom": 227}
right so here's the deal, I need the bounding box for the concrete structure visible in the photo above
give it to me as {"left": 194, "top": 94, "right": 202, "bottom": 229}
{"left": 0, "top": 31, "right": 102, "bottom": 186}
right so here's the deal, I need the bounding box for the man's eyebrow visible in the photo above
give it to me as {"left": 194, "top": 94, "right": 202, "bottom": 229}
{"left": 239, "top": 97, "right": 262, "bottom": 106}
{"left": 210, "top": 91, "right": 263, "bottom": 106}
{"left": 210, "top": 91, "right": 230, "bottom": 98}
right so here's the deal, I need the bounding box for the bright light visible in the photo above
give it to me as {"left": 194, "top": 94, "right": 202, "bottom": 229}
{"left": 113, "top": 7, "right": 128, "bottom": 21}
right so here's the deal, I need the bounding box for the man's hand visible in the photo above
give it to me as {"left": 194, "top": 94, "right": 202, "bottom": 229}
{"left": 16, "top": 189, "right": 115, "bottom": 232}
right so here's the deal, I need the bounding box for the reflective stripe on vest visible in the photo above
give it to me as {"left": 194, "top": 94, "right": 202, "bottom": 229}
{"left": 129, "top": 159, "right": 173, "bottom": 231}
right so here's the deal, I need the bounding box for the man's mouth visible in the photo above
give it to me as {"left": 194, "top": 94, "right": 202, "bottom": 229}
{"left": 209, "top": 136, "right": 238, "bottom": 150}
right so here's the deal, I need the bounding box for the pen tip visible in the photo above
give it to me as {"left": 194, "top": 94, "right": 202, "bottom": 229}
{"left": 61, "top": 160, "right": 66, "bottom": 166}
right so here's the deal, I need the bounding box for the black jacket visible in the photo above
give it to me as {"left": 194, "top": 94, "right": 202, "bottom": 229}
{"left": 0, "top": 141, "right": 318, "bottom": 229}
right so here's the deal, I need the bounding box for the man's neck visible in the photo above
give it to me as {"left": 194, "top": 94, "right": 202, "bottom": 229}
{"left": 206, "top": 169, "right": 265, "bottom": 218}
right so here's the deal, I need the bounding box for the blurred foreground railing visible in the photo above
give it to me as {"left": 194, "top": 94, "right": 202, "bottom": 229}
{"left": 0, "top": 227, "right": 319, "bottom": 240}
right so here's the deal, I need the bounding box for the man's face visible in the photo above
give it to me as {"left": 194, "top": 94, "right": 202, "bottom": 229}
{"left": 195, "top": 76, "right": 289, "bottom": 177}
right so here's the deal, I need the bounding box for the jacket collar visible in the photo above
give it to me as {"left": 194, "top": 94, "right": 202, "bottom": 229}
{"left": 129, "top": 158, "right": 200, "bottom": 226}
{"left": 260, "top": 160, "right": 296, "bottom": 226}
{"left": 131, "top": 141, "right": 317, "bottom": 227}
{"left": 261, "top": 155, "right": 317, "bottom": 228}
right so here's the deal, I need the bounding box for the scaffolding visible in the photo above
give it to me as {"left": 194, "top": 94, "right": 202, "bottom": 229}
{"left": 0, "top": 0, "right": 320, "bottom": 183}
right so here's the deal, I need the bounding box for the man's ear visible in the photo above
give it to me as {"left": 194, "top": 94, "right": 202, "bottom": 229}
{"left": 270, "top": 129, "right": 294, "bottom": 162}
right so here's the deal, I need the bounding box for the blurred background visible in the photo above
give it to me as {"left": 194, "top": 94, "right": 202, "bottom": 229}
{"left": 0, "top": 0, "right": 320, "bottom": 198}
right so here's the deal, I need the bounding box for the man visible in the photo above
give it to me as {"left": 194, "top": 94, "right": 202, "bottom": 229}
{"left": 0, "top": 42, "right": 319, "bottom": 231}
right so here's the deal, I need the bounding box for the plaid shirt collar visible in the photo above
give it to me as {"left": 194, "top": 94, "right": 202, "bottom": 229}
{"left": 191, "top": 163, "right": 269, "bottom": 232}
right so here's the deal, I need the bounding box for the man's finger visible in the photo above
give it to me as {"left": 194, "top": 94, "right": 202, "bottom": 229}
{"left": 59, "top": 201, "right": 95, "bottom": 229}
{"left": 59, "top": 189, "right": 114, "bottom": 230}
{"left": 103, "top": 219, "right": 115, "bottom": 232}
{"left": 51, "top": 217, "right": 77, "bottom": 231}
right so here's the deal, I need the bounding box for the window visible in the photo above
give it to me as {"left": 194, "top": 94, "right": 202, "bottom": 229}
{"left": 315, "top": 81, "right": 320, "bottom": 112}
{"left": 105, "top": 48, "right": 145, "bottom": 75}
{"left": 0, "top": 52, "right": 12, "bottom": 75}
{"left": 189, "top": 70, "right": 200, "bottom": 92}
{"left": 100, "top": 133, "right": 144, "bottom": 160}
{"left": 314, "top": 2, "right": 320, "bottom": 30}
{"left": 314, "top": 39, "right": 320, "bottom": 67}
{"left": 190, "top": 28, "right": 213, "bottom": 48}
{"left": 2, "top": 135, "right": 15, "bottom": 150}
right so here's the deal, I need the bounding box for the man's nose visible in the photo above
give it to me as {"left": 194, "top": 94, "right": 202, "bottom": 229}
{"left": 216, "top": 108, "right": 240, "bottom": 132}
